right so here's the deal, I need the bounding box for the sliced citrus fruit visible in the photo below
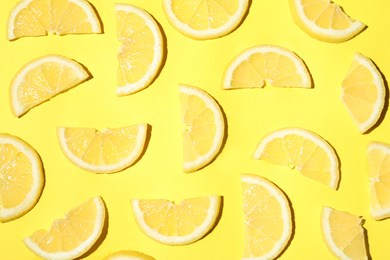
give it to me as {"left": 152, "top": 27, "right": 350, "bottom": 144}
{"left": 341, "top": 53, "right": 386, "bottom": 133}
{"left": 253, "top": 127, "right": 340, "bottom": 189}
{"left": 103, "top": 250, "right": 156, "bottom": 260}
{"left": 241, "top": 173, "right": 292, "bottom": 260}
{"left": 7, "top": 0, "right": 101, "bottom": 40}
{"left": 289, "top": 0, "right": 366, "bottom": 43}
{"left": 10, "top": 54, "right": 89, "bottom": 117}
{"left": 131, "top": 195, "right": 221, "bottom": 245}
{"left": 222, "top": 45, "right": 312, "bottom": 89}
{"left": 162, "top": 0, "right": 249, "bottom": 40}
{"left": 24, "top": 196, "right": 106, "bottom": 260}
{"left": 179, "top": 84, "right": 225, "bottom": 172}
{"left": 57, "top": 124, "right": 148, "bottom": 174}
{"left": 0, "top": 134, "right": 43, "bottom": 222}
{"left": 321, "top": 206, "right": 368, "bottom": 260}
{"left": 115, "top": 4, "right": 164, "bottom": 96}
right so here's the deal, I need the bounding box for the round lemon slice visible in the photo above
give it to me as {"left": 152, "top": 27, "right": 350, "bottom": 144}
{"left": 103, "top": 250, "right": 156, "bottom": 260}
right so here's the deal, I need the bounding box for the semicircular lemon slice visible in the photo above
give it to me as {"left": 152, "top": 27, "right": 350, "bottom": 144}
{"left": 0, "top": 134, "right": 44, "bottom": 222}
{"left": 131, "top": 195, "right": 221, "bottom": 245}
{"left": 7, "top": 0, "right": 101, "bottom": 40}
{"left": 24, "top": 196, "right": 106, "bottom": 260}
{"left": 241, "top": 174, "right": 292, "bottom": 260}
{"left": 103, "top": 250, "right": 156, "bottom": 260}
{"left": 253, "top": 127, "right": 340, "bottom": 189}
{"left": 162, "top": 0, "right": 249, "bottom": 40}
{"left": 222, "top": 45, "right": 312, "bottom": 89}
{"left": 341, "top": 53, "right": 386, "bottom": 134}
{"left": 289, "top": 0, "right": 365, "bottom": 43}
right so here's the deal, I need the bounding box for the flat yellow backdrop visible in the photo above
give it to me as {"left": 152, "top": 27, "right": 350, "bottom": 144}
{"left": 1, "top": 0, "right": 390, "bottom": 259}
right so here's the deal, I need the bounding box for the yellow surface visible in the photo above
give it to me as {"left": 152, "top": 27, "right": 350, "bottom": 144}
{"left": 1, "top": 0, "right": 390, "bottom": 259}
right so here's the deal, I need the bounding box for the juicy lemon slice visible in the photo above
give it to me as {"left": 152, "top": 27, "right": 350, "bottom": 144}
{"left": 241, "top": 174, "right": 292, "bottom": 260}
{"left": 321, "top": 206, "right": 368, "bottom": 260}
{"left": 341, "top": 53, "right": 386, "bottom": 133}
{"left": 289, "top": 0, "right": 366, "bottom": 43}
{"left": 179, "top": 84, "right": 225, "bottom": 172}
{"left": 24, "top": 196, "right": 106, "bottom": 260}
{"left": 162, "top": 0, "right": 249, "bottom": 40}
{"left": 103, "top": 250, "right": 156, "bottom": 260}
{"left": 131, "top": 195, "right": 221, "bottom": 245}
{"left": 253, "top": 127, "right": 340, "bottom": 189}
{"left": 222, "top": 45, "right": 312, "bottom": 89}
{"left": 9, "top": 54, "right": 89, "bottom": 117}
{"left": 0, "top": 134, "right": 43, "bottom": 222}
{"left": 7, "top": 0, "right": 101, "bottom": 40}
{"left": 57, "top": 124, "right": 148, "bottom": 173}
{"left": 116, "top": 4, "right": 164, "bottom": 96}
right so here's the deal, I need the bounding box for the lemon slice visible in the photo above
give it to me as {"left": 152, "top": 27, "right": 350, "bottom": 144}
{"left": 222, "top": 45, "right": 312, "bottom": 89}
{"left": 10, "top": 54, "right": 89, "bottom": 117}
{"left": 162, "top": 0, "right": 249, "bottom": 40}
{"left": 341, "top": 53, "right": 386, "bottom": 133}
{"left": 241, "top": 174, "right": 292, "bottom": 260}
{"left": 7, "top": 0, "right": 101, "bottom": 40}
{"left": 0, "top": 134, "right": 43, "bottom": 222}
{"left": 289, "top": 0, "right": 365, "bottom": 43}
{"left": 57, "top": 124, "right": 148, "bottom": 174}
{"left": 253, "top": 127, "right": 340, "bottom": 189}
{"left": 179, "top": 84, "right": 225, "bottom": 172}
{"left": 131, "top": 195, "right": 221, "bottom": 245}
{"left": 116, "top": 4, "right": 164, "bottom": 96}
{"left": 321, "top": 206, "right": 368, "bottom": 260}
{"left": 103, "top": 250, "right": 156, "bottom": 260}
{"left": 24, "top": 196, "right": 106, "bottom": 260}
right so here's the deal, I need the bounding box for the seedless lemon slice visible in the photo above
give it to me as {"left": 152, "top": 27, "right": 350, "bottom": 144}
{"left": 7, "top": 0, "right": 101, "bottom": 40}
{"left": 321, "top": 207, "right": 368, "bottom": 260}
{"left": 0, "top": 134, "right": 43, "bottom": 222}
{"left": 162, "top": 0, "right": 249, "bottom": 40}
{"left": 241, "top": 174, "right": 292, "bottom": 260}
{"left": 131, "top": 195, "right": 221, "bottom": 245}
{"left": 179, "top": 84, "right": 225, "bottom": 172}
{"left": 24, "top": 196, "right": 106, "bottom": 260}
{"left": 289, "top": 0, "right": 365, "bottom": 43}
{"left": 222, "top": 45, "right": 312, "bottom": 89}
{"left": 10, "top": 54, "right": 89, "bottom": 117}
{"left": 341, "top": 53, "right": 385, "bottom": 133}
{"left": 103, "top": 250, "right": 156, "bottom": 260}
{"left": 116, "top": 4, "right": 164, "bottom": 96}
{"left": 253, "top": 127, "right": 340, "bottom": 189}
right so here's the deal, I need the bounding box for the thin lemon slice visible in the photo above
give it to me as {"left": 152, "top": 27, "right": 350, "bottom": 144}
{"left": 289, "top": 0, "right": 365, "bottom": 43}
{"left": 7, "top": 0, "right": 101, "bottom": 40}
{"left": 241, "top": 174, "right": 292, "bottom": 260}
{"left": 341, "top": 53, "right": 386, "bottom": 133}
{"left": 24, "top": 196, "right": 106, "bottom": 260}
{"left": 162, "top": 0, "right": 249, "bottom": 40}
{"left": 116, "top": 4, "right": 164, "bottom": 96}
{"left": 57, "top": 124, "right": 148, "bottom": 174}
{"left": 131, "top": 195, "right": 221, "bottom": 245}
{"left": 222, "top": 45, "right": 312, "bottom": 89}
{"left": 0, "top": 134, "right": 43, "bottom": 222}
{"left": 321, "top": 206, "right": 368, "bottom": 260}
{"left": 10, "top": 54, "right": 89, "bottom": 117}
{"left": 179, "top": 84, "right": 225, "bottom": 172}
{"left": 103, "top": 250, "right": 156, "bottom": 260}
{"left": 253, "top": 127, "right": 340, "bottom": 189}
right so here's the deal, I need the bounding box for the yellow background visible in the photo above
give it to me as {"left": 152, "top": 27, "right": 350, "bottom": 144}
{"left": 1, "top": 0, "right": 390, "bottom": 259}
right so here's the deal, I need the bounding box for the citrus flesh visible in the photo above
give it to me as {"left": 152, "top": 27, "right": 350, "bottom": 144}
{"left": 0, "top": 134, "right": 43, "bottom": 222}
{"left": 7, "top": 0, "right": 101, "bottom": 40}
{"left": 321, "top": 206, "right": 368, "bottom": 260}
{"left": 241, "top": 174, "right": 292, "bottom": 260}
{"left": 103, "top": 250, "right": 156, "bottom": 260}
{"left": 162, "top": 0, "right": 249, "bottom": 40}
{"left": 341, "top": 53, "right": 385, "bottom": 133}
{"left": 116, "top": 4, "right": 163, "bottom": 96}
{"left": 222, "top": 45, "right": 312, "bottom": 89}
{"left": 57, "top": 124, "right": 148, "bottom": 173}
{"left": 131, "top": 195, "right": 221, "bottom": 245}
{"left": 253, "top": 127, "right": 340, "bottom": 189}
{"left": 23, "top": 196, "right": 106, "bottom": 260}
{"left": 179, "top": 84, "right": 225, "bottom": 172}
